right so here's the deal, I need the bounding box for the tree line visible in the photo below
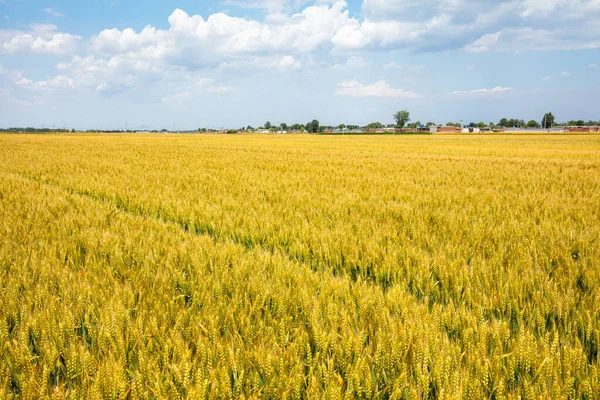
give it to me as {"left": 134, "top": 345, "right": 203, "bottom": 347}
{"left": 217, "top": 111, "right": 599, "bottom": 133}
{"left": 4, "top": 111, "right": 599, "bottom": 134}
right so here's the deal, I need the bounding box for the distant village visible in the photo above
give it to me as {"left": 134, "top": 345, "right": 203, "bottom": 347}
{"left": 2, "top": 113, "right": 599, "bottom": 134}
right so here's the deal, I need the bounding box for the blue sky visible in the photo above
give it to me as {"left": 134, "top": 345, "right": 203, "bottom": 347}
{"left": 1, "top": 0, "right": 599, "bottom": 130}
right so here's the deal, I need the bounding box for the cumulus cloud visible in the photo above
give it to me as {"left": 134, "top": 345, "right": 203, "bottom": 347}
{"left": 0, "top": 24, "right": 79, "bottom": 55}
{"left": 335, "top": 80, "right": 421, "bottom": 98}
{"left": 24, "top": 0, "right": 598, "bottom": 65}
{"left": 450, "top": 87, "right": 512, "bottom": 95}
{"left": 90, "top": 2, "right": 355, "bottom": 66}
{"left": 4, "top": 0, "right": 600, "bottom": 107}
{"left": 363, "top": 0, "right": 600, "bottom": 53}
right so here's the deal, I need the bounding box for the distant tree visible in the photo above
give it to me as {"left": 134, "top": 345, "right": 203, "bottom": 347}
{"left": 269, "top": 126, "right": 279, "bottom": 132}
{"left": 71, "top": 128, "right": 75, "bottom": 133}
{"left": 280, "top": 123, "right": 288, "bottom": 131}
{"left": 338, "top": 124, "right": 346, "bottom": 130}
{"left": 305, "top": 120, "right": 320, "bottom": 133}
{"left": 527, "top": 120, "right": 539, "bottom": 128}
{"left": 446, "top": 122, "right": 456, "bottom": 127}
{"left": 265, "top": 121, "right": 272, "bottom": 129}
{"left": 477, "top": 122, "right": 486, "bottom": 128}
{"left": 290, "top": 124, "right": 301, "bottom": 131}
{"left": 468, "top": 122, "right": 476, "bottom": 128}
{"left": 426, "top": 122, "right": 437, "bottom": 127}
{"left": 489, "top": 122, "right": 496, "bottom": 128}
{"left": 393, "top": 110, "right": 410, "bottom": 128}
{"left": 542, "top": 112, "right": 555, "bottom": 129}
{"left": 366, "top": 122, "right": 383, "bottom": 130}
{"left": 246, "top": 125, "right": 254, "bottom": 131}
{"left": 498, "top": 118, "right": 509, "bottom": 127}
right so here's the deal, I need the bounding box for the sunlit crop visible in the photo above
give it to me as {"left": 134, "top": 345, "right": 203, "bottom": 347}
{"left": 1, "top": 133, "right": 599, "bottom": 398}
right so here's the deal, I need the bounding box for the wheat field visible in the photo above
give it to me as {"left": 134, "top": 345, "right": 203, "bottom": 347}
{"left": 0, "top": 133, "right": 599, "bottom": 399}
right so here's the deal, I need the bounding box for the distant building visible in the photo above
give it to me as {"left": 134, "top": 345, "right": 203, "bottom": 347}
{"left": 564, "top": 126, "right": 599, "bottom": 133}
{"left": 430, "top": 126, "right": 462, "bottom": 133}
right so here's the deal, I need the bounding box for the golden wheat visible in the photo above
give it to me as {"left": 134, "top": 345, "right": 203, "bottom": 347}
{"left": 0, "top": 133, "right": 599, "bottom": 398}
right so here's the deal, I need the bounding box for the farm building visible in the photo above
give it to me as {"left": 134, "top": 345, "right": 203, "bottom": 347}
{"left": 564, "top": 126, "right": 599, "bottom": 133}
{"left": 429, "top": 126, "right": 462, "bottom": 133}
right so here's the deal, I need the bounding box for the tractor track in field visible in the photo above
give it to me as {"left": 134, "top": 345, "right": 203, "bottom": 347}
{"left": 1, "top": 169, "right": 395, "bottom": 291}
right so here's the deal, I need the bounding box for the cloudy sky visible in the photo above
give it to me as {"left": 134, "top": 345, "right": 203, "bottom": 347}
{"left": 1, "top": 0, "right": 599, "bottom": 129}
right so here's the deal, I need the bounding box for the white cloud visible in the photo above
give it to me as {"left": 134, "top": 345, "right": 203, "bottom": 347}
{"left": 464, "top": 32, "right": 501, "bottom": 53}
{"left": 4, "top": 0, "right": 600, "bottom": 113}
{"left": 277, "top": 55, "right": 302, "bottom": 69}
{"left": 542, "top": 71, "right": 573, "bottom": 81}
{"left": 43, "top": 8, "right": 64, "bottom": 17}
{"left": 335, "top": 80, "right": 422, "bottom": 98}
{"left": 13, "top": 52, "right": 232, "bottom": 102}
{"left": 363, "top": 0, "right": 600, "bottom": 53}
{"left": 12, "top": 0, "right": 595, "bottom": 66}
{"left": 586, "top": 64, "right": 598, "bottom": 70}
{"left": 520, "top": 0, "right": 563, "bottom": 17}
{"left": 219, "top": 54, "right": 302, "bottom": 70}
{"left": 16, "top": 75, "right": 76, "bottom": 90}
{"left": 450, "top": 86, "right": 512, "bottom": 95}
{"left": 220, "top": 0, "right": 313, "bottom": 13}
{"left": 0, "top": 24, "right": 79, "bottom": 55}
{"left": 90, "top": 2, "right": 356, "bottom": 65}
{"left": 464, "top": 24, "right": 600, "bottom": 53}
